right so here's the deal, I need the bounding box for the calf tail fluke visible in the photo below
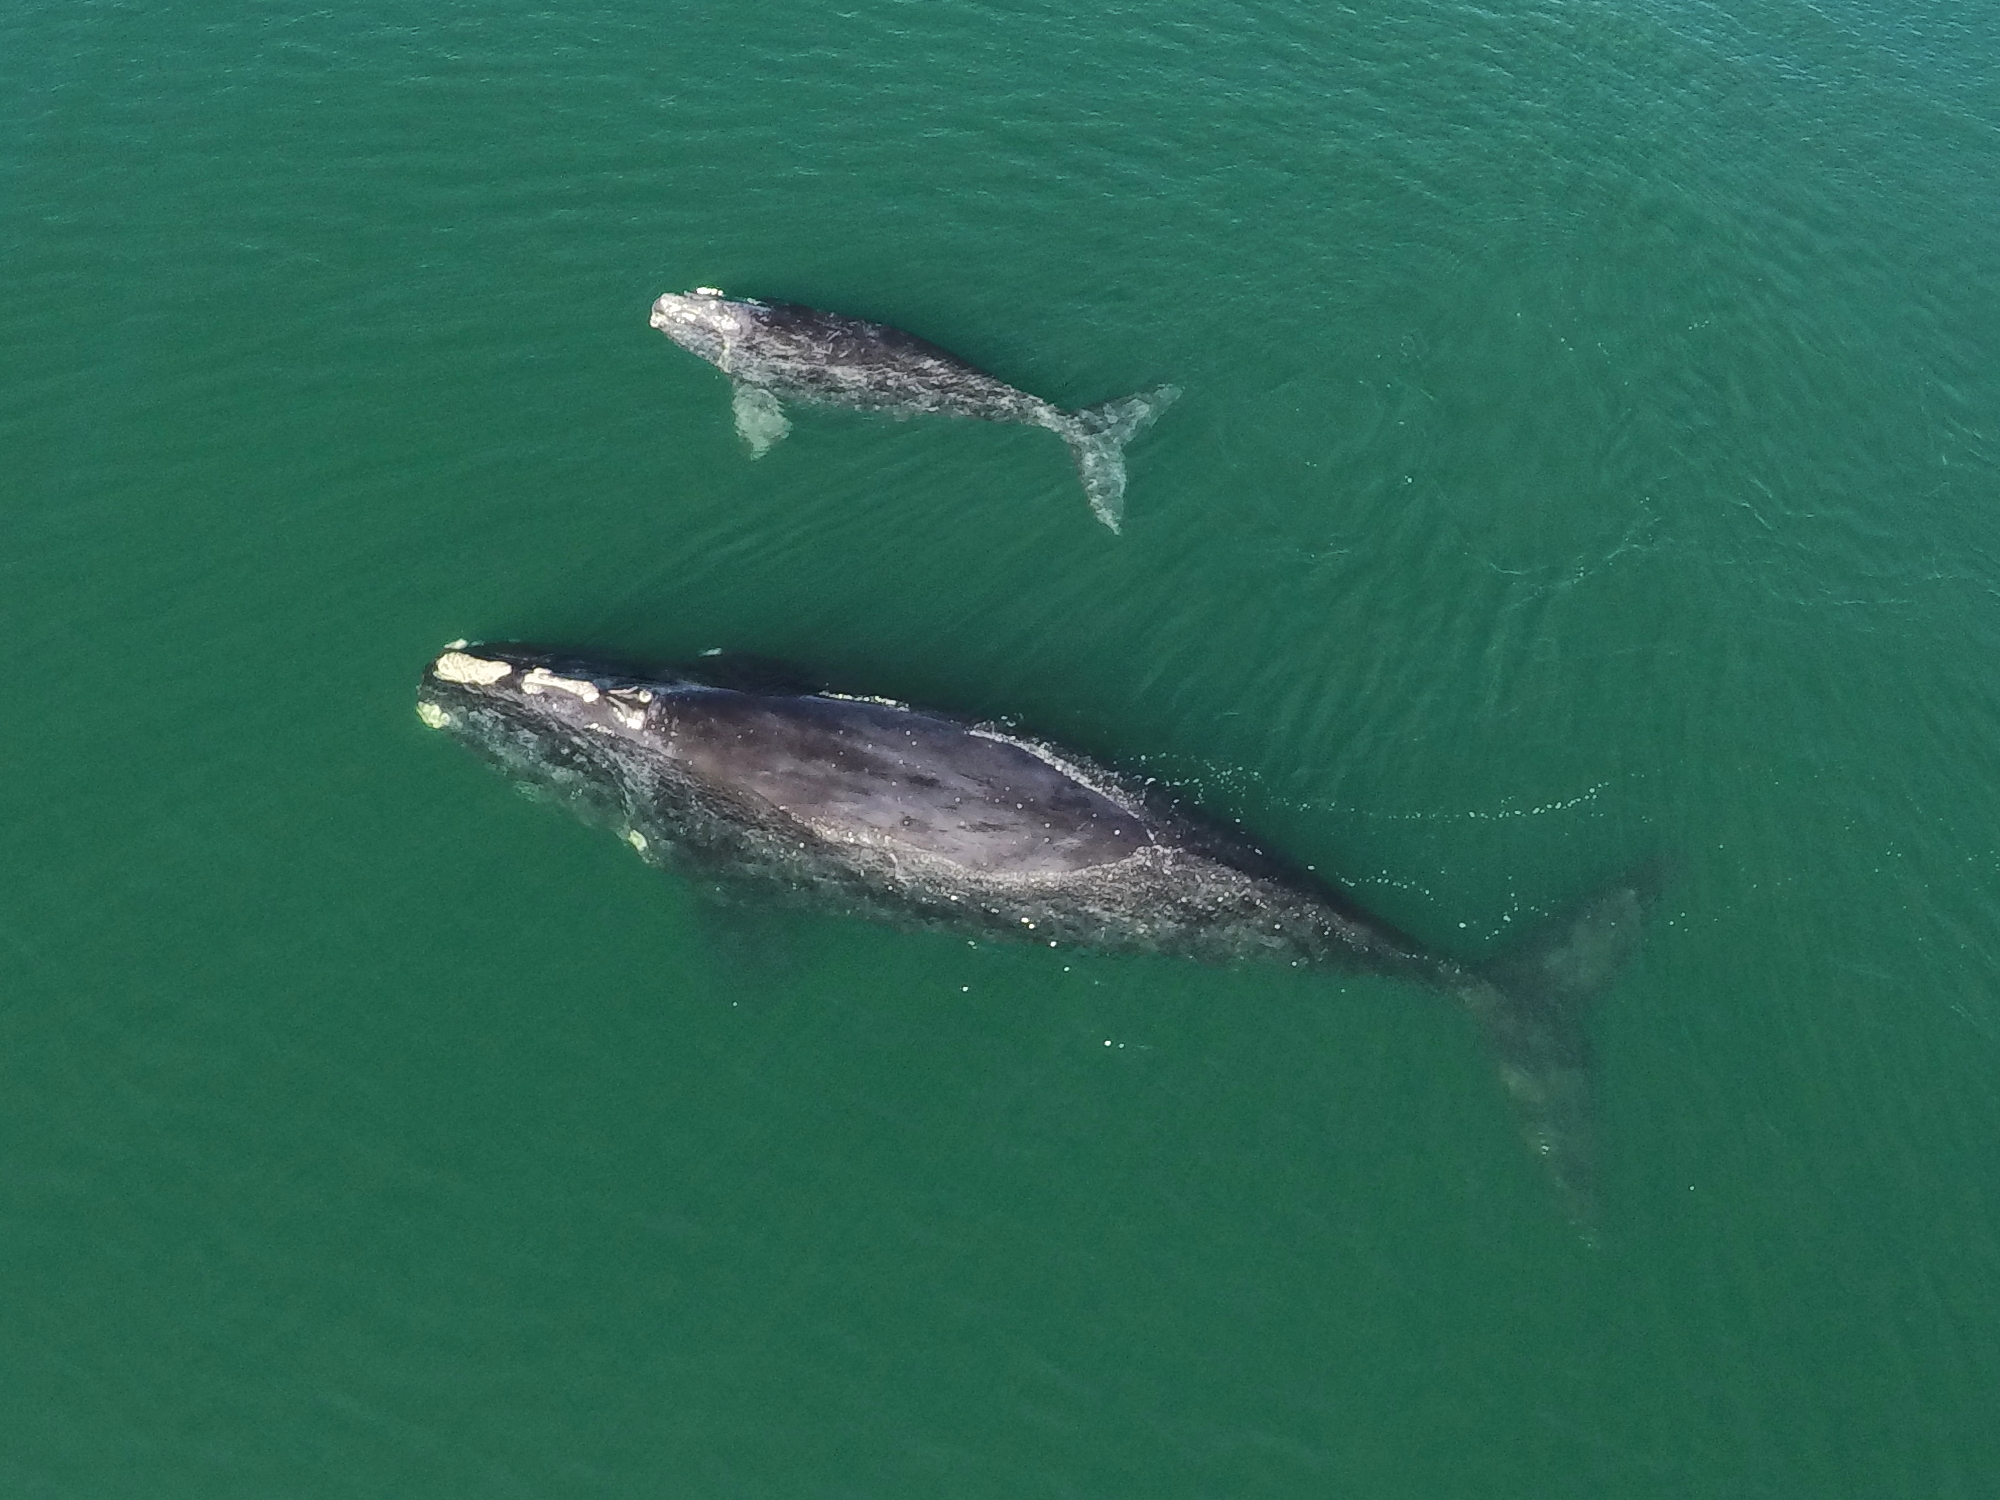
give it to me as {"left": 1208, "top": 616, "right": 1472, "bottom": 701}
{"left": 1061, "top": 385, "right": 1179, "bottom": 532}
{"left": 1463, "top": 866, "right": 1658, "bottom": 1236}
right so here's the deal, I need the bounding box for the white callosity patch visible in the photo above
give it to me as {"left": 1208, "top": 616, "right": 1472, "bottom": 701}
{"left": 415, "top": 701, "right": 451, "bottom": 730}
{"left": 520, "top": 667, "right": 600, "bottom": 702}
{"left": 606, "top": 688, "right": 652, "bottom": 732}
{"left": 624, "top": 829, "right": 648, "bottom": 854}
{"left": 433, "top": 651, "right": 513, "bottom": 686}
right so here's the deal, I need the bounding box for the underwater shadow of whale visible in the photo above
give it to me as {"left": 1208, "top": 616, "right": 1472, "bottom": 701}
{"left": 417, "top": 642, "right": 1658, "bottom": 1233}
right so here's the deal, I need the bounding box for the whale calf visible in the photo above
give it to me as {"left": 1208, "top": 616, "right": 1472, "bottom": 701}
{"left": 649, "top": 288, "right": 1178, "bottom": 531}
{"left": 418, "top": 642, "right": 1651, "bottom": 1228}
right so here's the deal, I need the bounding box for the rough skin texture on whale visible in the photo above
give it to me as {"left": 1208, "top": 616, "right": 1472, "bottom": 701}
{"left": 417, "top": 643, "right": 1651, "bottom": 1231}
{"left": 648, "top": 288, "right": 1177, "bottom": 531}
{"left": 673, "top": 298, "right": 1051, "bottom": 420}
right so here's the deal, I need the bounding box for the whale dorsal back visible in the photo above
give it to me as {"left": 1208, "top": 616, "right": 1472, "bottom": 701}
{"left": 663, "top": 693, "right": 1151, "bottom": 876}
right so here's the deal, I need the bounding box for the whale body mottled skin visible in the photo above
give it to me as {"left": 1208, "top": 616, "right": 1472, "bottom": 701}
{"left": 649, "top": 288, "right": 1177, "bottom": 532}
{"left": 417, "top": 641, "right": 1651, "bottom": 1229}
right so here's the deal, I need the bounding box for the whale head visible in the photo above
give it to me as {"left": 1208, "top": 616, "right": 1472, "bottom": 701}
{"left": 649, "top": 287, "right": 752, "bottom": 364}
{"left": 417, "top": 643, "right": 693, "bottom": 823}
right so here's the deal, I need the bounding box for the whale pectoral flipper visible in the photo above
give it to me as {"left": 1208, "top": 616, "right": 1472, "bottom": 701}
{"left": 731, "top": 383, "right": 791, "bottom": 457}
{"left": 1060, "top": 385, "right": 1180, "bottom": 532}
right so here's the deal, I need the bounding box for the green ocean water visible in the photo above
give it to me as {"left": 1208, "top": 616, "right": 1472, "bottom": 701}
{"left": 6, "top": 0, "right": 1999, "bottom": 1494}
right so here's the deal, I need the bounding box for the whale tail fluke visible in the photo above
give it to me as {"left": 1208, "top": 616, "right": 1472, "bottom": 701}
{"left": 1061, "top": 385, "right": 1180, "bottom": 532}
{"left": 1463, "top": 865, "right": 1660, "bottom": 1236}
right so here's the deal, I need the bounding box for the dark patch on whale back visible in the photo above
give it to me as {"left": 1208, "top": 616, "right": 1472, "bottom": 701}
{"left": 684, "top": 652, "right": 827, "bottom": 697}
{"left": 660, "top": 690, "right": 1151, "bottom": 875}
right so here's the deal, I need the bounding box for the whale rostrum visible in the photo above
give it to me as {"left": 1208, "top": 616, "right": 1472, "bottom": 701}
{"left": 649, "top": 288, "right": 1178, "bottom": 532}
{"left": 419, "top": 642, "right": 1653, "bottom": 1230}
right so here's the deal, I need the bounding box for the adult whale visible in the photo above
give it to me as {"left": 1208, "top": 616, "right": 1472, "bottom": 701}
{"left": 417, "top": 642, "right": 1652, "bottom": 1229}
{"left": 649, "top": 288, "right": 1177, "bottom": 532}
